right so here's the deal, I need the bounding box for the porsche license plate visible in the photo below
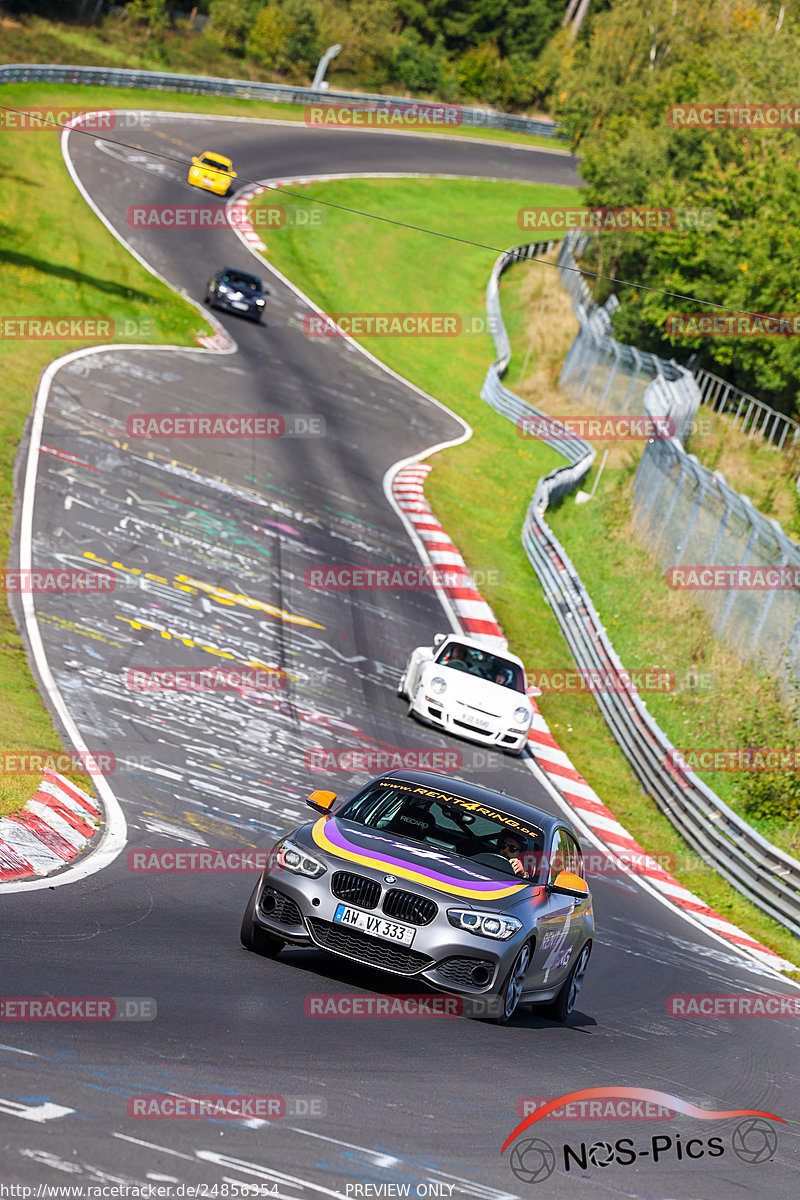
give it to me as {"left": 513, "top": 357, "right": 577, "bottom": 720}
{"left": 333, "top": 903, "right": 416, "bottom": 946}
{"left": 231, "top": 301, "right": 248, "bottom": 310}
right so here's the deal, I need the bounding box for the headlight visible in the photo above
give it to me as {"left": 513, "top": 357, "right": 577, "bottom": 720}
{"left": 447, "top": 909, "right": 522, "bottom": 940}
{"left": 218, "top": 283, "right": 232, "bottom": 294}
{"left": 513, "top": 706, "right": 531, "bottom": 724}
{"left": 275, "top": 838, "right": 327, "bottom": 878}
{"left": 429, "top": 676, "right": 447, "bottom": 695}
{"left": 256, "top": 298, "right": 266, "bottom": 306}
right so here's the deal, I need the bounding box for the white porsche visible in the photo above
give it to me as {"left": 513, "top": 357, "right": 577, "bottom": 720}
{"left": 397, "top": 634, "right": 534, "bottom": 756}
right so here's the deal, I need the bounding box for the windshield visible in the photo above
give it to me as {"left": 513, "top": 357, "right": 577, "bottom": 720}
{"left": 336, "top": 779, "right": 545, "bottom": 879}
{"left": 223, "top": 272, "right": 261, "bottom": 292}
{"left": 202, "top": 156, "right": 231, "bottom": 171}
{"left": 435, "top": 641, "right": 526, "bottom": 692}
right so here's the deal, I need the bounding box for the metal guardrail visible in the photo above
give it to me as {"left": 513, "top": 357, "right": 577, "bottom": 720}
{"left": 0, "top": 63, "right": 563, "bottom": 139}
{"left": 559, "top": 235, "right": 800, "bottom": 702}
{"left": 694, "top": 366, "right": 800, "bottom": 452}
{"left": 482, "top": 238, "right": 800, "bottom": 938}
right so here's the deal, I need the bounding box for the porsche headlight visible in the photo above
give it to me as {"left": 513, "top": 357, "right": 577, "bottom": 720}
{"left": 447, "top": 909, "right": 522, "bottom": 940}
{"left": 513, "top": 706, "right": 531, "bottom": 725}
{"left": 275, "top": 838, "right": 327, "bottom": 878}
{"left": 429, "top": 676, "right": 447, "bottom": 695}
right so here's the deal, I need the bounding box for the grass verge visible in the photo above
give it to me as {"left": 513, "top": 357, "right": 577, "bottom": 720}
{"left": 252, "top": 176, "right": 800, "bottom": 969}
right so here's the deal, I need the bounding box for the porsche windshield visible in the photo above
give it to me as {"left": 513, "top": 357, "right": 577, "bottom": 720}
{"left": 336, "top": 780, "right": 544, "bottom": 878}
{"left": 434, "top": 642, "right": 526, "bottom": 692}
{"left": 223, "top": 271, "right": 262, "bottom": 292}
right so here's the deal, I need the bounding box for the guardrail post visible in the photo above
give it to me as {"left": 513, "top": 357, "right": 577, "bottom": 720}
{"left": 717, "top": 519, "right": 760, "bottom": 637}
{"left": 597, "top": 341, "right": 621, "bottom": 410}
{"left": 671, "top": 468, "right": 709, "bottom": 567}
{"left": 749, "top": 549, "right": 789, "bottom": 654}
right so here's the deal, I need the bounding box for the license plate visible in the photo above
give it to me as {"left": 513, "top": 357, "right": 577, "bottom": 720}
{"left": 231, "top": 301, "right": 248, "bottom": 310}
{"left": 333, "top": 903, "right": 416, "bottom": 946}
{"left": 469, "top": 715, "right": 492, "bottom": 731}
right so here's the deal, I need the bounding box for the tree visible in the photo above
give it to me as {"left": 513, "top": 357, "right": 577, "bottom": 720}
{"left": 393, "top": 29, "right": 445, "bottom": 92}
{"left": 124, "top": 0, "right": 170, "bottom": 37}
{"left": 208, "top": 0, "right": 260, "bottom": 53}
{"left": 336, "top": 0, "right": 398, "bottom": 88}
{"left": 555, "top": 0, "right": 800, "bottom": 413}
{"left": 283, "top": 0, "right": 322, "bottom": 74}
{"left": 247, "top": 3, "right": 291, "bottom": 64}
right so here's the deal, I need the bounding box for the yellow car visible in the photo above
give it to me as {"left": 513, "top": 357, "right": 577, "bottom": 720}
{"left": 187, "top": 151, "right": 237, "bottom": 196}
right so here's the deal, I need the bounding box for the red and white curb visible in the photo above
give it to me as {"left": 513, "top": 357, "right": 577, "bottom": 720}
{"left": 393, "top": 463, "right": 507, "bottom": 648}
{"left": 195, "top": 328, "right": 234, "bottom": 351}
{"left": 229, "top": 185, "right": 270, "bottom": 254}
{"left": 0, "top": 770, "right": 101, "bottom": 882}
{"left": 391, "top": 464, "right": 795, "bottom": 975}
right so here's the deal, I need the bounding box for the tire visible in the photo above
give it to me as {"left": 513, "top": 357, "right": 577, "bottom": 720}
{"left": 494, "top": 942, "right": 532, "bottom": 1025}
{"left": 540, "top": 941, "right": 591, "bottom": 1023}
{"left": 240, "top": 882, "right": 284, "bottom": 958}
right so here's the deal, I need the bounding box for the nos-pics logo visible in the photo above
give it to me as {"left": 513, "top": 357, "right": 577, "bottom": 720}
{"left": 502, "top": 1088, "right": 782, "bottom": 1184}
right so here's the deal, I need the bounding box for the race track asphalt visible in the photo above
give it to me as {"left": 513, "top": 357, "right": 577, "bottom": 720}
{"left": 1, "top": 114, "right": 797, "bottom": 1199}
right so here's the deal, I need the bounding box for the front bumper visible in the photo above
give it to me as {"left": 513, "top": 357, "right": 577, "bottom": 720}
{"left": 214, "top": 294, "right": 263, "bottom": 320}
{"left": 409, "top": 693, "right": 529, "bottom": 754}
{"left": 188, "top": 171, "right": 230, "bottom": 195}
{"left": 249, "top": 869, "right": 531, "bottom": 998}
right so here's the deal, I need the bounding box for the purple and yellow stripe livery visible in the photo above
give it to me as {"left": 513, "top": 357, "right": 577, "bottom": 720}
{"left": 312, "top": 818, "right": 528, "bottom": 900}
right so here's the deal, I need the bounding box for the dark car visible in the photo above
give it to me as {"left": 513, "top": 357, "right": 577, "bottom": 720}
{"left": 205, "top": 267, "right": 267, "bottom": 323}
{"left": 240, "top": 770, "right": 594, "bottom": 1024}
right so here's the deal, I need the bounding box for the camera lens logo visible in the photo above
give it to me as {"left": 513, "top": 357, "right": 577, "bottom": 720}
{"left": 731, "top": 1118, "right": 778, "bottom": 1164}
{"left": 508, "top": 1138, "right": 555, "bottom": 1185}
{"left": 588, "top": 1141, "right": 614, "bottom": 1167}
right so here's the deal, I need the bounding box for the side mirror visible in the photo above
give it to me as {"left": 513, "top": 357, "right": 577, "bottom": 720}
{"left": 307, "top": 789, "right": 337, "bottom": 813}
{"left": 526, "top": 685, "right": 542, "bottom": 697}
{"left": 230, "top": 169, "right": 238, "bottom": 178}
{"left": 433, "top": 634, "right": 447, "bottom": 647}
{"left": 548, "top": 870, "right": 589, "bottom": 900}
